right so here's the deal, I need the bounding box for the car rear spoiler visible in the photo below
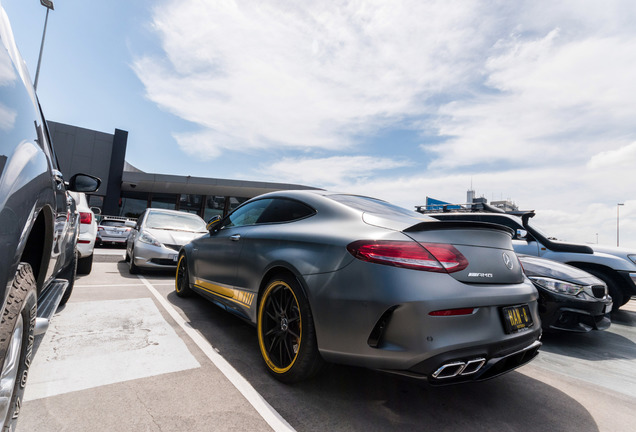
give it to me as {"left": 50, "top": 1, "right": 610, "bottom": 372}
{"left": 404, "top": 220, "right": 515, "bottom": 236}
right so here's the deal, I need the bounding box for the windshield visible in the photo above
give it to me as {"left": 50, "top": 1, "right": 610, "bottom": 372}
{"left": 526, "top": 219, "right": 556, "bottom": 240}
{"left": 145, "top": 212, "right": 207, "bottom": 232}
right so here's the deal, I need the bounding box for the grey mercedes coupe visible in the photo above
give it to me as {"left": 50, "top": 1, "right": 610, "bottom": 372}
{"left": 175, "top": 191, "right": 541, "bottom": 384}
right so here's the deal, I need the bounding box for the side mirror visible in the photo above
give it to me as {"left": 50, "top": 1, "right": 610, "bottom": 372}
{"left": 68, "top": 173, "right": 101, "bottom": 193}
{"left": 516, "top": 229, "right": 528, "bottom": 240}
{"left": 90, "top": 207, "right": 102, "bottom": 215}
{"left": 206, "top": 215, "right": 222, "bottom": 231}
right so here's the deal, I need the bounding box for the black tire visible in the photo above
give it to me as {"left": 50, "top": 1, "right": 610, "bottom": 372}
{"left": 257, "top": 274, "right": 324, "bottom": 383}
{"left": 129, "top": 249, "right": 140, "bottom": 275}
{"left": 174, "top": 255, "right": 193, "bottom": 298}
{"left": 58, "top": 251, "right": 78, "bottom": 307}
{"left": 77, "top": 253, "right": 93, "bottom": 275}
{"left": 583, "top": 268, "right": 627, "bottom": 307}
{"left": 0, "top": 263, "right": 37, "bottom": 431}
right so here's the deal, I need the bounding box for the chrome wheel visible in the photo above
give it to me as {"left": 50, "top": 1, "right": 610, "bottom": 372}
{"left": 0, "top": 314, "right": 24, "bottom": 423}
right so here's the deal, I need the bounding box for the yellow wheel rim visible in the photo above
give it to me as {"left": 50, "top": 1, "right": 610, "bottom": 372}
{"left": 257, "top": 280, "right": 302, "bottom": 374}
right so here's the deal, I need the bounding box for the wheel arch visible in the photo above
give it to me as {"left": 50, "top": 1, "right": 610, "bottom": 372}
{"left": 257, "top": 265, "right": 310, "bottom": 312}
{"left": 17, "top": 205, "right": 55, "bottom": 294}
{"left": 567, "top": 261, "right": 630, "bottom": 297}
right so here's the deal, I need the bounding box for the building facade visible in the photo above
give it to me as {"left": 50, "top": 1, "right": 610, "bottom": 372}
{"left": 49, "top": 121, "right": 317, "bottom": 220}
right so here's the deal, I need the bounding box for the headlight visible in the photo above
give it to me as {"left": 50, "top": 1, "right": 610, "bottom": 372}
{"left": 138, "top": 231, "right": 162, "bottom": 247}
{"left": 529, "top": 276, "right": 584, "bottom": 296}
{"left": 628, "top": 254, "right": 636, "bottom": 265}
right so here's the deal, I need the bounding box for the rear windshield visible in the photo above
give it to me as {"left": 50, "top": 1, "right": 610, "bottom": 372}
{"left": 101, "top": 220, "right": 126, "bottom": 227}
{"left": 328, "top": 194, "right": 422, "bottom": 218}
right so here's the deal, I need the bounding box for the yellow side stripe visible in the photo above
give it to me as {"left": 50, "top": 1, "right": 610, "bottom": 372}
{"left": 194, "top": 278, "right": 255, "bottom": 308}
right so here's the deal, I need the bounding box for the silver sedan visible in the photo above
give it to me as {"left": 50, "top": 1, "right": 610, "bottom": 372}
{"left": 126, "top": 209, "right": 207, "bottom": 274}
{"left": 175, "top": 191, "right": 541, "bottom": 384}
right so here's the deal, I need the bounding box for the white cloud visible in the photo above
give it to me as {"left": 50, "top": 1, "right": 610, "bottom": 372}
{"left": 257, "top": 155, "right": 412, "bottom": 187}
{"left": 588, "top": 142, "right": 636, "bottom": 169}
{"left": 132, "top": 0, "right": 636, "bottom": 248}
{"left": 133, "top": 0, "right": 496, "bottom": 159}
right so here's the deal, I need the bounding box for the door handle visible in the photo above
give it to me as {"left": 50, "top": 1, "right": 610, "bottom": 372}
{"left": 230, "top": 234, "right": 241, "bottom": 241}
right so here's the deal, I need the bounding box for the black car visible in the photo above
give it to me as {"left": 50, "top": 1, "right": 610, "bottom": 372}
{"left": 0, "top": 6, "right": 100, "bottom": 430}
{"left": 518, "top": 255, "right": 612, "bottom": 332}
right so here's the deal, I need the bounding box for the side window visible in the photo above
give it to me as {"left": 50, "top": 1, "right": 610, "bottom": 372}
{"left": 256, "top": 198, "right": 315, "bottom": 224}
{"left": 222, "top": 199, "right": 272, "bottom": 229}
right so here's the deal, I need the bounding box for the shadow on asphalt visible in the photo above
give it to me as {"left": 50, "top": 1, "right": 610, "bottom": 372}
{"left": 610, "top": 307, "right": 636, "bottom": 326}
{"left": 160, "top": 285, "right": 600, "bottom": 432}
{"left": 538, "top": 307, "right": 636, "bottom": 361}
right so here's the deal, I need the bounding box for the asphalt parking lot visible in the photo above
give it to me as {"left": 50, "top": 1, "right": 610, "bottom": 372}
{"left": 17, "top": 248, "right": 636, "bottom": 432}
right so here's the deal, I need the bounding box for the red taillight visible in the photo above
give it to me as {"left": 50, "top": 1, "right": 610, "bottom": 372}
{"left": 429, "top": 308, "right": 475, "bottom": 316}
{"left": 80, "top": 212, "right": 92, "bottom": 224}
{"left": 346, "top": 240, "right": 468, "bottom": 273}
{"left": 78, "top": 239, "right": 91, "bottom": 244}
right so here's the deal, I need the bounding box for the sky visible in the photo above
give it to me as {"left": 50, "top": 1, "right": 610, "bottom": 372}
{"left": 3, "top": 0, "right": 635, "bottom": 248}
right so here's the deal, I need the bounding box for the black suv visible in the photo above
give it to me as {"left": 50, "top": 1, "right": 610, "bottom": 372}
{"left": 0, "top": 6, "right": 100, "bottom": 430}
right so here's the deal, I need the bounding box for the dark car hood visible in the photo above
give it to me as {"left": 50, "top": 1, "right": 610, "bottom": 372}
{"left": 518, "top": 255, "right": 603, "bottom": 286}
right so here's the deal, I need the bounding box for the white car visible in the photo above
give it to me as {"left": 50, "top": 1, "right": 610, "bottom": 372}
{"left": 69, "top": 192, "right": 97, "bottom": 274}
{"left": 126, "top": 208, "right": 207, "bottom": 274}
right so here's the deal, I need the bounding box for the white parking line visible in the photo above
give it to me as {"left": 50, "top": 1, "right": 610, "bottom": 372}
{"left": 138, "top": 275, "right": 296, "bottom": 432}
{"left": 75, "top": 283, "right": 174, "bottom": 288}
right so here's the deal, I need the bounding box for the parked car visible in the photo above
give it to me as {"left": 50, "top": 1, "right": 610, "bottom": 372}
{"left": 69, "top": 192, "right": 97, "bottom": 274}
{"left": 96, "top": 216, "right": 134, "bottom": 246}
{"left": 518, "top": 255, "right": 612, "bottom": 332}
{"left": 175, "top": 190, "right": 542, "bottom": 384}
{"left": 126, "top": 209, "right": 207, "bottom": 274}
{"left": 423, "top": 204, "right": 636, "bottom": 308}
{"left": 0, "top": 6, "right": 100, "bottom": 429}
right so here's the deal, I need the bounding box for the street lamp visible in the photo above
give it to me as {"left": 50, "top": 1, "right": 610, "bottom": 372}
{"left": 34, "top": 0, "right": 54, "bottom": 91}
{"left": 617, "top": 203, "right": 624, "bottom": 247}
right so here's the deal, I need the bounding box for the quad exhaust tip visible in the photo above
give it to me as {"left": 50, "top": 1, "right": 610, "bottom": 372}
{"left": 432, "top": 358, "right": 486, "bottom": 379}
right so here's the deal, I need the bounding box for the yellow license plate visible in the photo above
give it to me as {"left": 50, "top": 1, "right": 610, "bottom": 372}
{"left": 502, "top": 304, "right": 533, "bottom": 333}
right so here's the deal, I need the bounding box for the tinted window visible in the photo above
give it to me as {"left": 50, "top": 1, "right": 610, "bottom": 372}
{"left": 101, "top": 220, "right": 127, "bottom": 227}
{"left": 256, "top": 198, "right": 315, "bottom": 224}
{"left": 222, "top": 199, "right": 272, "bottom": 229}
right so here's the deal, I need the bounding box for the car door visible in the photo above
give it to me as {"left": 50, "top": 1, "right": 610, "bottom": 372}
{"left": 194, "top": 199, "right": 273, "bottom": 290}
{"left": 38, "top": 111, "right": 75, "bottom": 281}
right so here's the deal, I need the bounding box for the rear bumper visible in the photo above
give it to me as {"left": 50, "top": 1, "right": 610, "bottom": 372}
{"left": 382, "top": 339, "right": 542, "bottom": 385}
{"left": 76, "top": 234, "right": 95, "bottom": 258}
{"left": 305, "top": 259, "right": 541, "bottom": 378}
{"left": 97, "top": 235, "right": 128, "bottom": 244}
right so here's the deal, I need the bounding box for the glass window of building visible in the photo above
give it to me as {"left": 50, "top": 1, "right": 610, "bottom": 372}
{"left": 120, "top": 191, "right": 149, "bottom": 218}
{"left": 228, "top": 196, "right": 249, "bottom": 213}
{"left": 179, "top": 194, "right": 203, "bottom": 214}
{"left": 204, "top": 196, "right": 226, "bottom": 221}
{"left": 150, "top": 193, "right": 177, "bottom": 210}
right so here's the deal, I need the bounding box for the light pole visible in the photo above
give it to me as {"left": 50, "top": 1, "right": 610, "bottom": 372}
{"left": 34, "top": 0, "right": 54, "bottom": 91}
{"left": 617, "top": 203, "right": 624, "bottom": 247}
